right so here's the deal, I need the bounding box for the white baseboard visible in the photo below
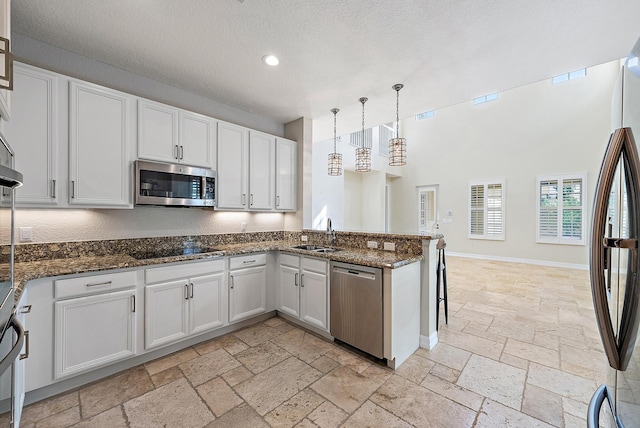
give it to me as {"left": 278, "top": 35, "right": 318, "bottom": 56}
{"left": 420, "top": 332, "right": 438, "bottom": 350}
{"left": 446, "top": 251, "right": 589, "bottom": 271}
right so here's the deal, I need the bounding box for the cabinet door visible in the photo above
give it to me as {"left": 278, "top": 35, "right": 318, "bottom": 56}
{"left": 144, "top": 280, "right": 189, "bottom": 350}
{"left": 4, "top": 64, "right": 59, "bottom": 205}
{"left": 54, "top": 289, "right": 136, "bottom": 378}
{"left": 279, "top": 265, "right": 300, "bottom": 318}
{"left": 276, "top": 138, "right": 297, "bottom": 211}
{"left": 69, "top": 81, "right": 133, "bottom": 207}
{"left": 189, "top": 273, "right": 224, "bottom": 335}
{"left": 300, "top": 270, "right": 328, "bottom": 330}
{"left": 0, "top": 0, "right": 10, "bottom": 120}
{"left": 229, "top": 266, "right": 266, "bottom": 323}
{"left": 217, "top": 122, "right": 248, "bottom": 209}
{"left": 179, "top": 111, "right": 215, "bottom": 168}
{"left": 249, "top": 131, "right": 275, "bottom": 210}
{"left": 138, "top": 99, "right": 178, "bottom": 164}
{"left": 13, "top": 295, "right": 29, "bottom": 426}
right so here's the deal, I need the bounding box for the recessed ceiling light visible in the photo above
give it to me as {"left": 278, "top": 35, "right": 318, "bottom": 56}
{"left": 262, "top": 54, "right": 279, "bottom": 66}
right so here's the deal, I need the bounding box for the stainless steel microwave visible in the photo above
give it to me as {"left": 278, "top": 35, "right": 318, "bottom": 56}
{"left": 134, "top": 160, "right": 216, "bottom": 207}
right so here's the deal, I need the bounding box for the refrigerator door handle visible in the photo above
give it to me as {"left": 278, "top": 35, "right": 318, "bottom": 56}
{"left": 591, "top": 127, "right": 640, "bottom": 370}
{"left": 587, "top": 384, "right": 615, "bottom": 428}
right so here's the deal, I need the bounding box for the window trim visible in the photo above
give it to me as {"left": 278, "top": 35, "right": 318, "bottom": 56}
{"left": 468, "top": 178, "right": 505, "bottom": 241}
{"left": 536, "top": 173, "right": 587, "bottom": 246}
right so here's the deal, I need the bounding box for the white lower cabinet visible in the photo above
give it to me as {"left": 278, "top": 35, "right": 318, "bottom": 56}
{"left": 54, "top": 288, "right": 136, "bottom": 379}
{"left": 144, "top": 259, "right": 225, "bottom": 350}
{"left": 229, "top": 254, "right": 267, "bottom": 323}
{"left": 278, "top": 254, "right": 329, "bottom": 331}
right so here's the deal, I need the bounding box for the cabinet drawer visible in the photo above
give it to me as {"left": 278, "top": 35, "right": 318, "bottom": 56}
{"left": 302, "top": 257, "right": 328, "bottom": 274}
{"left": 279, "top": 253, "right": 300, "bottom": 268}
{"left": 145, "top": 259, "right": 225, "bottom": 284}
{"left": 229, "top": 253, "right": 266, "bottom": 270}
{"left": 55, "top": 271, "right": 137, "bottom": 299}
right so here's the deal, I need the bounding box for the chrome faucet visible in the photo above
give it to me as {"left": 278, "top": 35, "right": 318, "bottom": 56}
{"left": 326, "top": 218, "right": 336, "bottom": 247}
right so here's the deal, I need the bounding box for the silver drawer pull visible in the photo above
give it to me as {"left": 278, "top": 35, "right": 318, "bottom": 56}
{"left": 19, "top": 305, "right": 32, "bottom": 314}
{"left": 86, "top": 280, "right": 112, "bottom": 288}
{"left": 19, "top": 331, "right": 29, "bottom": 360}
{"left": 243, "top": 260, "right": 256, "bottom": 264}
{"left": 230, "top": 275, "right": 234, "bottom": 289}
{"left": 131, "top": 295, "right": 136, "bottom": 313}
{"left": 295, "top": 273, "right": 298, "bottom": 286}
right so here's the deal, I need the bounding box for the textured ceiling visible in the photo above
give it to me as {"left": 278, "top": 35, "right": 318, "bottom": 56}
{"left": 10, "top": 0, "right": 640, "bottom": 137}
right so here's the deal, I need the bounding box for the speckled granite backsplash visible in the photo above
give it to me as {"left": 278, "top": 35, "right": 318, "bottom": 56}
{"left": 6, "top": 231, "right": 288, "bottom": 263}
{"left": 0, "top": 229, "right": 436, "bottom": 263}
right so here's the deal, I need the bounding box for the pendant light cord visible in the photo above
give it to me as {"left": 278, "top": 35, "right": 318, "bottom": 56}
{"left": 396, "top": 88, "right": 400, "bottom": 138}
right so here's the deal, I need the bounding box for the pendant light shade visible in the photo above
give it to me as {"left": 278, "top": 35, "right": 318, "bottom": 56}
{"left": 389, "top": 83, "right": 407, "bottom": 166}
{"left": 328, "top": 108, "right": 343, "bottom": 176}
{"left": 355, "top": 97, "right": 371, "bottom": 173}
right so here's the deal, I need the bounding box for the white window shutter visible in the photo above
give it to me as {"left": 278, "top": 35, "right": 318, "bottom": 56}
{"left": 536, "top": 173, "right": 586, "bottom": 245}
{"left": 469, "top": 179, "right": 505, "bottom": 240}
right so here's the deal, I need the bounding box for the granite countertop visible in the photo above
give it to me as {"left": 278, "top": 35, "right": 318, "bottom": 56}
{"left": 5, "top": 240, "right": 423, "bottom": 302}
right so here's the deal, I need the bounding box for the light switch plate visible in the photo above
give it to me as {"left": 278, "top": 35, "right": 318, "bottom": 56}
{"left": 383, "top": 242, "right": 395, "bottom": 251}
{"left": 19, "top": 227, "right": 33, "bottom": 242}
{"left": 367, "top": 241, "right": 378, "bottom": 249}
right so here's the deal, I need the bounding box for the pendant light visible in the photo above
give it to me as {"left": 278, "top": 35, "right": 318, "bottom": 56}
{"left": 355, "top": 97, "right": 371, "bottom": 172}
{"left": 328, "top": 108, "right": 343, "bottom": 176}
{"left": 389, "top": 84, "right": 407, "bottom": 166}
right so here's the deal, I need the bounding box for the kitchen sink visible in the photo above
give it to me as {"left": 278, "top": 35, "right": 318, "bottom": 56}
{"left": 290, "top": 244, "right": 341, "bottom": 253}
{"left": 291, "top": 244, "right": 323, "bottom": 250}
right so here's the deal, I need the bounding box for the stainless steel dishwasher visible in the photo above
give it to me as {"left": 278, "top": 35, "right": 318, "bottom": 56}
{"left": 330, "top": 262, "right": 383, "bottom": 359}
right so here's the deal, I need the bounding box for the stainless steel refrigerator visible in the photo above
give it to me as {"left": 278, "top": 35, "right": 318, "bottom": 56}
{"left": 588, "top": 37, "right": 640, "bottom": 427}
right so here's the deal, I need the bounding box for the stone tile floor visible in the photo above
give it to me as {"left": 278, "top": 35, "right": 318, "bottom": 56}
{"left": 2, "top": 256, "right": 606, "bottom": 427}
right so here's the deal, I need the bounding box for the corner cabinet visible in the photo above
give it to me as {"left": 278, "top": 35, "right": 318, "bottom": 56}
{"left": 69, "top": 81, "right": 134, "bottom": 208}
{"left": 275, "top": 138, "right": 297, "bottom": 211}
{"left": 278, "top": 254, "right": 329, "bottom": 331}
{"left": 144, "top": 259, "right": 226, "bottom": 350}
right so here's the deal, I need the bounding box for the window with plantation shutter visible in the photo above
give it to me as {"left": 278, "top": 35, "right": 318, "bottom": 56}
{"left": 536, "top": 173, "right": 587, "bottom": 245}
{"left": 468, "top": 179, "right": 505, "bottom": 240}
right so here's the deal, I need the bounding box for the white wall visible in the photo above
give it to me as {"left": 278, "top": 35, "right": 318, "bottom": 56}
{"left": 12, "top": 208, "right": 285, "bottom": 244}
{"left": 389, "top": 60, "right": 620, "bottom": 266}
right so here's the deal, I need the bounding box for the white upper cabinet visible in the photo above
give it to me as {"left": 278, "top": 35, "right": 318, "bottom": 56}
{"left": 138, "top": 99, "right": 215, "bottom": 168}
{"left": 138, "top": 99, "right": 178, "bottom": 164}
{"left": 4, "top": 64, "right": 59, "bottom": 206}
{"left": 0, "top": 0, "right": 11, "bottom": 120}
{"left": 249, "top": 131, "right": 275, "bottom": 210}
{"left": 275, "top": 138, "right": 297, "bottom": 211}
{"left": 69, "top": 81, "right": 134, "bottom": 208}
{"left": 217, "top": 122, "right": 249, "bottom": 209}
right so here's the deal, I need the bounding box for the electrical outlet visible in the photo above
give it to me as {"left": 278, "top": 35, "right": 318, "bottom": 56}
{"left": 240, "top": 222, "right": 247, "bottom": 232}
{"left": 19, "top": 227, "right": 33, "bottom": 242}
{"left": 383, "top": 242, "right": 395, "bottom": 251}
{"left": 367, "top": 241, "right": 378, "bottom": 249}
{"left": 301, "top": 235, "right": 308, "bottom": 242}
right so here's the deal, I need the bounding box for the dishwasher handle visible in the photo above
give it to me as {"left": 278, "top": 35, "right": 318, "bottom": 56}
{"left": 332, "top": 266, "right": 376, "bottom": 280}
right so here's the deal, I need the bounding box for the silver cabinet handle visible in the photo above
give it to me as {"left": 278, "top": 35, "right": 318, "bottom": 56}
{"left": 52, "top": 179, "right": 56, "bottom": 199}
{"left": 301, "top": 273, "right": 304, "bottom": 287}
{"left": 131, "top": 295, "right": 136, "bottom": 313}
{"left": 71, "top": 181, "right": 75, "bottom": 199}
{"left": 250, "top": 194, "right": 254, "bottom": 206}
{"left": 180, "top": 145, "right": 184, "bottom": 160}
{"left": 242, "top": 260, "right": 256, "bottom": 264}
{"left": 277, "top": 195, "right": 280, "bottom": 207}
{"left": 175, "top": 145, "right": 179, "bottom": 160}
{"left": 190, "top": 281, "right": 194, "bottom": 299}
{"left": 184, "top": 283, "right": 189, "bottom": 300}
{"left": 230, "top": 275, "right": 234, "bottom": 289}
{"left": 242, "top": 193, "right": 246, "bottom": 206}
{"left": 19, "top": 305, "right": 32, "bottom": 314}
{"left": 86, "top": 280, "right": 112, "bottom": 288}
{"left": 19, "top": 330, "right": 29, "bottom": 360}
{"left": 294, "top": 272, "right": 298, "bottom": 286}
